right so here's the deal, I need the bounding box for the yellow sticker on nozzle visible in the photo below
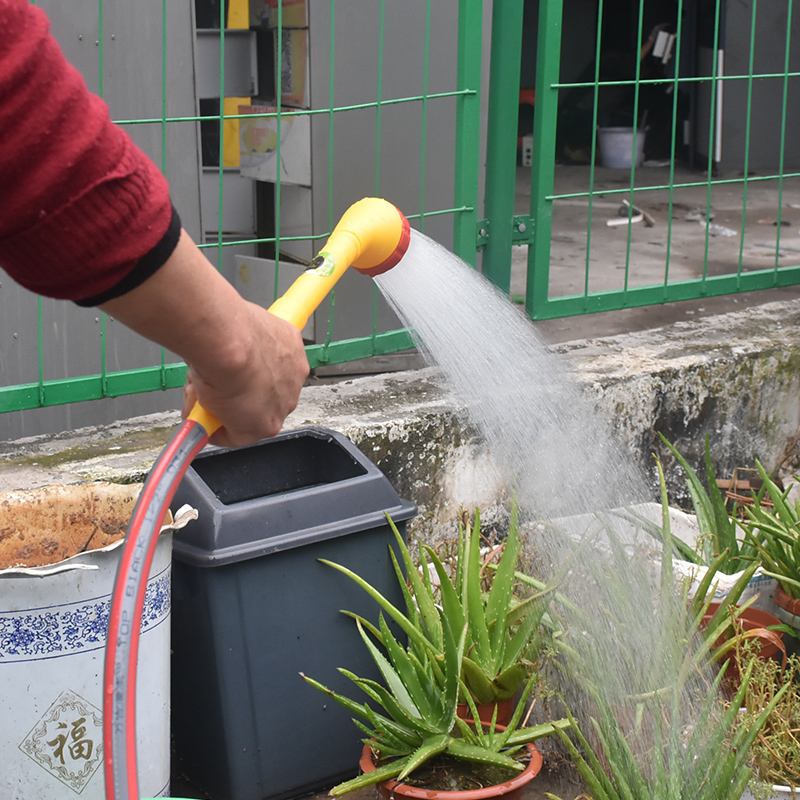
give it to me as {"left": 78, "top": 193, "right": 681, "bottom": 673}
{"left": 309, "top": 251, "right": 335, "bottom": 277}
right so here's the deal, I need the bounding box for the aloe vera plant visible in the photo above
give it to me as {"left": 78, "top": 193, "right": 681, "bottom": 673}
{"left": 302, "top": 610, "right": 566, "bottom": 794}
{"left": 539, "top": 458, "right": 762, "bottom": 711}
{"left": 301, "top": 506, "right": 566, "bottom": 793}
{"left": 449, "top": 505, "right": 550, "bottom": 703}
{"left": 321, "top": 506, "right": 552, "bottom": 707}
{"left": 742, "top": 461, "right": 800, "bottom": 599}
{"left": 548, "top": 660, "right": 787, "bottom": 800}
{"left": 541, "top": 461, "right": 788, "bottom": 800}
{"left": 658, "top": 433, "right": 759, "bottom": 574}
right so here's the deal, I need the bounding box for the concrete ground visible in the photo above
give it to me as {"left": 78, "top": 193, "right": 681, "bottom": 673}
{"left": 317, "top": 163, "right": 800, "bottom": 380}
{"left": 513, "top": 163, "right": 800, "bottom": 344}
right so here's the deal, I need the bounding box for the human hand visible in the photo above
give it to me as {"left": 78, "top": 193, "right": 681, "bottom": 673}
{"left": 99, "top": 229, "right": 309, "bottom": 449}
{"left": 181, "top": 303, "right": 309, "bottom": 448}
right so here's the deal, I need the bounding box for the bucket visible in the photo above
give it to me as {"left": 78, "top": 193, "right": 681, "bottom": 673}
{"left": 0, "top": 483, "right": 196, "bottom": 800}
{"left": 598, "top": 126, "right": 646, "bottom": 168}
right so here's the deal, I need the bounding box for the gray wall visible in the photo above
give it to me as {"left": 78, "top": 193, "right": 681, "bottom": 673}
{"left": 696, "top": 0, "right": 800, "bottom": 173}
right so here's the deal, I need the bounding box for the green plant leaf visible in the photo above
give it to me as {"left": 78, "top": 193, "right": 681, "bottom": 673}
{"left": 486, "top": 504, "right": 521, "bottom": 660}
{"left": 464, "top": 509, "right": 493, "bottom": 669}
{"left": 445, "top": 739, "right": 525, "bottom": 771}
{"left": 354, "top": 618, "right": 422, "bottom": 719}
{"left": 387, "top": 515, "right": 443, "bottom": 650}
{"left": 704, "top": 436, "right": 739, "bottom": 560}
{"left": 492, "top": 662, "right": 529, "bottom": 697}
{"left": 461, "top": 656, "right": 499, "bottom": 703}
{"left": 319, "top": 558, "right": 435, "bottom": 657}
{"left": 424, "top": 545, "right": 467, "bottom": 639}
{"left": 504, "top": 718, "right": 572, "bottom": 746}
{"left": 439, "top": 610, "right": 467, "bottom": 725}
{"left": 659, "top": 433, "right": 715, "bottom": 553}
{"left": 329, "top": 755, "right": 411, "bottom": 796}
{"left": 376, "top": 613, "right": 438, "bottom": 724}
{"left": 397, "top": 735, "right": 451, "bottom": 780}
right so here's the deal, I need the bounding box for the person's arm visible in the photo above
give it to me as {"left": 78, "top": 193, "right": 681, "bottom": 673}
{"left": 99, "top": 229, "right": 309, "bottom": 448}
{"left": 0, "top": 0, "right": 308, "bottom": 446}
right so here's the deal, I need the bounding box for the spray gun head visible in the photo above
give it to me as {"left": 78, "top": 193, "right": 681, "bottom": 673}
{"left": 265, "top": 197, "right": 411, "bottom": 330}
{"left": 331, "top": 197, "right": 411, "bottom": 277}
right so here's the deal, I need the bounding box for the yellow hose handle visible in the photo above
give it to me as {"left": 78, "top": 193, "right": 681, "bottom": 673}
{"left": 188, "top": 197, "right": 410, "bottom": 438}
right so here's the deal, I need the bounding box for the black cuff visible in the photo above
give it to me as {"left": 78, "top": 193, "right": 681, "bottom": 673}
{"left": 75, "top": 204, "right": 182, "bottom": 307}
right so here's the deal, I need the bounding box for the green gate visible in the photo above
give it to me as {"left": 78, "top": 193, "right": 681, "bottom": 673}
{"left": 514, "top": 0, "right": 800, "bottom": 320}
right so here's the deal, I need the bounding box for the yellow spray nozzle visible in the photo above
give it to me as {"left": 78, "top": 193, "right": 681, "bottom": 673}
{"left": 332, "top": 196, "right": 412, "bottom": 276}
{"left": 189, "top": 197, "right": 410, "bottom": 437}
{"left": 267, "top": 197, "right": 410, "bottom": 330}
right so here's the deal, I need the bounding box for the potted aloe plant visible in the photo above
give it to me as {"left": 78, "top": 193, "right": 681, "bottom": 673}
{"left": 636, "top": 438, "right": 789, "bottom": 669}
{"left": 540, "top": 462, "right": 788, "bottom": 800}
{"left": 549, "top": 659, "right": 785, "bottom": 800}
{"left": 319, "top": 505, "right": 553, "bottom": 720}
{"left": 742, "top": 461, "right": 800, "bottom": 635}
{"left": 301, "top": 506, "right": 568, "bottom": 796}
{"left": 656, "top": 434, "right": 760, "bottom": 575}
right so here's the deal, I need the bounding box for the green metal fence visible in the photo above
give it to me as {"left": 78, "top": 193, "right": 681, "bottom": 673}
{"left": 518, "top": 0, "right": 800, "bottom": 320}
{"left": 3, "top": 0, "right": 800, "bottom": 423}
{"left": 0, "top": 0, "right": 484, "bottom": 421}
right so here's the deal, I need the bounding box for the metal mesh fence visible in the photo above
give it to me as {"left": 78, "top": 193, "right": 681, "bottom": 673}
{"left": 0, "top": 0, "right": 483, "bottom": 428}
{"left": 3, "top": 0, "right": 800, "bottom": 430}
{"left": 522, "top": 0, "right": 800, "bottom": 320}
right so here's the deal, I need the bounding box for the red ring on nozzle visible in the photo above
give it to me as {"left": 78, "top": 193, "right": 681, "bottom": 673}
{"left": 355, "top": 212, "right": 411, "bottom": 277}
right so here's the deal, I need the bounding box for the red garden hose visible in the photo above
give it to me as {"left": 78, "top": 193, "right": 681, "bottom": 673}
{"left": 102, "top": 198, "right": 410, "bottom": 800}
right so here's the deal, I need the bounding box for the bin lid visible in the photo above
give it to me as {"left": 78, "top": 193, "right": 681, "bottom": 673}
{"left": 170, "top": 426, "right": 416, "bottom": 566}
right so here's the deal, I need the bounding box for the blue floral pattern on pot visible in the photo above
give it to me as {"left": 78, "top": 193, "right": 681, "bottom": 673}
{"left": 0, "top": 567, "right": 170, "bottom": 662}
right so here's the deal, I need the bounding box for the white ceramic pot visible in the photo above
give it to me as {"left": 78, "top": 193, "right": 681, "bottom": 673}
{"left": 0, "top": 492, "right": 196, "bottom": 800}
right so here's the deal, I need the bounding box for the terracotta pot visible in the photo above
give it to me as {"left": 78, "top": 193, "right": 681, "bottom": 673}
{"left": 774, "top": 584, "right": 800, "bottom": 630}
{"left": 703, "top": 602, "right": 785, "bottom": 661}
{"left": 359, "top": 736, "right": 543, "bottom": 800}
{"left": 456, "top": 696, "right": 514, "bottom": 727}
{"left": 702, "top": 602, "right": 787, "bottom": 692}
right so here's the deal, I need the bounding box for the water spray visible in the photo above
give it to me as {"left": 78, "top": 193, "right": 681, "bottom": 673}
{"left": 103, "top": 197, "right": 410, "bottom": 800}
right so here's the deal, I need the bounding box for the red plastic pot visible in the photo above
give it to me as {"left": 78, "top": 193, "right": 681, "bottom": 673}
{"left": 702, "top": 602, "right": 787, "bottom": 692}
{"left": 775, "top": 584, "right": 800, "bottom": 627}
{"left": 703, "top": 602, "right": 785, "bottom": 661}
{"left": 359, "top": 736, "right": 543, "bottom": 800}
{"left": 456, "top": 696, "right": 514, "bottom": 727}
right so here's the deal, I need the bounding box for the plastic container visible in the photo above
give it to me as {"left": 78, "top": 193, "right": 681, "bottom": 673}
{"left": 598, "top": 126, "right": 646, "bottom": 168}
{"left": 169, "top": 426, "right": 416, "bottom": 800}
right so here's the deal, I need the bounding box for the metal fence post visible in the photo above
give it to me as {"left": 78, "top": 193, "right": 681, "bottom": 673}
{"left": 453, "top": 0, "right": 485, "bottom": 266}
{"left": 482, "top": 0, "right": 525, "bottom": 292}
{"left": 526, "top": 0, "right": 563, "bottom": 317}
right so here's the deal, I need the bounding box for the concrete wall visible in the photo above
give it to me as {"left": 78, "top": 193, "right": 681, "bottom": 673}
{"left": 2, "top": 298, "right": 800, "bottom": 544}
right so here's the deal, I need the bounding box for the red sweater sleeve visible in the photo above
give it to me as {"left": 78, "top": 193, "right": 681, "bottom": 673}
{"left": 0, "top": 0, "right": 177, "bottom": 303}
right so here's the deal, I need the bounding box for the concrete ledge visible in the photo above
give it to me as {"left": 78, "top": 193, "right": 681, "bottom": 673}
{"left": 2, "top": 299, "right": 800, "bottom": 542}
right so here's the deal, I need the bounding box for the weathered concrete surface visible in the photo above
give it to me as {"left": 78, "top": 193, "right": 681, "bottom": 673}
{"left": 2, "top": 299, "right": 800, "bottom": 542}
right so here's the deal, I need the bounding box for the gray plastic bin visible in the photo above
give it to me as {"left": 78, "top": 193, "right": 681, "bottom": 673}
{"left": 169, "top": 426, "right": 416, "bottom": 800}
